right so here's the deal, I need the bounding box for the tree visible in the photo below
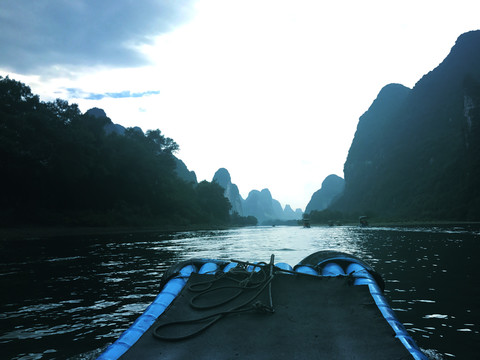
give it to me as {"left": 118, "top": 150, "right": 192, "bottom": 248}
{"left": 196, "top": 181, "right": 232, "bottom": 224}
{"left": 0, "top": 76, "right": 235, "bottom": 227}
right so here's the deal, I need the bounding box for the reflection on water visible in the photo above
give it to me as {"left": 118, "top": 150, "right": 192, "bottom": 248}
{"left": 0, "top": 225, "right": 479, "bottom": 359}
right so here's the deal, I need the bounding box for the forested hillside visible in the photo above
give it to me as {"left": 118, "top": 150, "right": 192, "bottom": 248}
{"left": 0, "top": 76, "right": 233, "bottom": 227}
{"left": 332, "top": 30, "right": 480, "bottom": 221}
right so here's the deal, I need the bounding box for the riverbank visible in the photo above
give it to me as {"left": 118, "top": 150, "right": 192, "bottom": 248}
{"left": 365, "top": 220, "right": 480, "bottom": 227}
{"left": 309, "top": 220, "right": 480, "bottom": 229}
{"left": 3, "top": 221, "right": 479, "bottom": 240}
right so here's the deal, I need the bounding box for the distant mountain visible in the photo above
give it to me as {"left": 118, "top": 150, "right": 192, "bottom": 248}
{"left": 85, "top": 107, "right": 197, "bottom": 184}
{"left": 284, "top": 204, "right": 303, "bottom": 220}
{"left": 243, "top": 188, "right": 302, "bottom": 223}
{"left": 212, "top": 168, "right": 303, "bottom": 223}
{"left": 86, "top": 107, "right": 143, "bottom": 135}
{"left": 84, "top": 110, "right": 302, "bottom": 222}
{"left": 174, "top": 158, "right": 197, "bottom": 184}
{"left": 243, "top": 189, "right": 277, "bottom": 224}
{"left": 85, "top": 107, "right": 107, "bottom": 118}
{"left": 272, "top": 198, "right": 286, "bottom": 220}
{"left": 332, "top": 30, "right": 480, "bottom": 220}
{"left": 305, "top": 174, "right": 345, "bottom": 214}
{"left": 82, "top": 110, "right": 303, "bottom": 222}
{"left": 213, "top": 168, "right": 244, "bottom": 215}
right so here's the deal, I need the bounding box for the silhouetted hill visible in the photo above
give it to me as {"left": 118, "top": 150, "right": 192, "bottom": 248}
{"left": 86, "top": 107, "right": 196, "bottom": 184}
{"left": 333, "top": 30, "right": 480, "bottom": 220}
{"left": 212, "top": 168, "right": 303, "bottom": 223}
{"left": 86, "top": 107, "right": 144, "bottom": 136}
{"left": 213, "top": 168, "right": 244, "bottom": 215}
{"left": 85, "top": 107, "right": 107, "bottom": 118}
{"left": 284, "top": 205, "right": 303, "bottom": 220}
{"left": 284, "top": 205, "right": 297, "bottom": 218}
{"left": 243, "top": 189, "right": 276, "bottom": 224}
{"left": 305, "top": 174, "right": 345, "bottom": 213}
{"left": 174, "top": 158, "right": 197, "bottom": 184}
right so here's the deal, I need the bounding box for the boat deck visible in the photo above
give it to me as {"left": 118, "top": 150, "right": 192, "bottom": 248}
{"left": 119, "top": 272, "right": 413, "bottom": 359}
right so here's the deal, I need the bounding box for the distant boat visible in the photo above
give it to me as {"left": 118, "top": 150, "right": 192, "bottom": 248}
{"left": 97, "top": 250, "right": 427, "bottom": 360}
{"left": 302, "top": 216, "right": 311, "bottom": 228}
{"left": 359, "top": 216, "right": 369, "bottom": 227}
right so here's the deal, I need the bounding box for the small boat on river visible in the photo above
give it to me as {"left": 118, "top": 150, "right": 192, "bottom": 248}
{"left": 359, "top": 216, "right": 369, "bottom": 227}
{"left": 97, "top": 250, "right": 427, "bottom": 360}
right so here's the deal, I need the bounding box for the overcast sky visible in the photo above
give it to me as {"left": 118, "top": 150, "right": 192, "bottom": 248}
{"left": 1, "top": 0, "right": 479, "bottom": 210}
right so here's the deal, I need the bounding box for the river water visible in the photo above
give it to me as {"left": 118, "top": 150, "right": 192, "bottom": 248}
{"left": 0, "top": 225, "right": 479, "bottom": 359}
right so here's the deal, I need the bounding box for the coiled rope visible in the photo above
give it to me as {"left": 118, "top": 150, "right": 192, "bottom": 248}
{"left": 152, "top": 255, "right": 276, "bottom": 341}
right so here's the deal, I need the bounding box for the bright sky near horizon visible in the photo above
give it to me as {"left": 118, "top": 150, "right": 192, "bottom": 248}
{"left": 1, "top": 1, "right": 479, "bottom": 211}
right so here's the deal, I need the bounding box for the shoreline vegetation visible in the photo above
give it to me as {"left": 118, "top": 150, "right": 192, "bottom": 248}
{"left": 2, "top": 221, "right": 478, "bottom": 241}
{"left": 1, "top": 77, "right": 260, "bottom": 231}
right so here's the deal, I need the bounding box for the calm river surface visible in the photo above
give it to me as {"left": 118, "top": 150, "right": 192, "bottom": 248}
{"left": 1, "top": 225, "right": 479, "bottom": 359}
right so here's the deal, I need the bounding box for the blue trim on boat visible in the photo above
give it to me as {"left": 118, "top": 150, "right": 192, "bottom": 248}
{"left": 97, "top": 252, "right": 428, "bottom": 360}
{"left": 97, "top": 265, "right": 196, "bottom": 360}
{"left": 274, "top": 262, "right": 293, "bottom": 271}
{"left": 295, "top": 265, "right": 318, "bottom": 275}
{"left": 321, "top": 262, "right": 345, "bottom": 276}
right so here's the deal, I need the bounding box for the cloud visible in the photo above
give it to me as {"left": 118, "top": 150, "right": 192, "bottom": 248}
{"left": 86, "top": 90, "right": 161, "bottom": 100}
{"left": 66, "top": 88, "right": 160, "bottom": 100}
{"left": 0, "top": 0, "right": 195, "bottom": 76}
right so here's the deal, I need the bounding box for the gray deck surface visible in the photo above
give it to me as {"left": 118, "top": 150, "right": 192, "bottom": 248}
{"left": 121, "top": 272, "right": 412, "bottom": 359}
